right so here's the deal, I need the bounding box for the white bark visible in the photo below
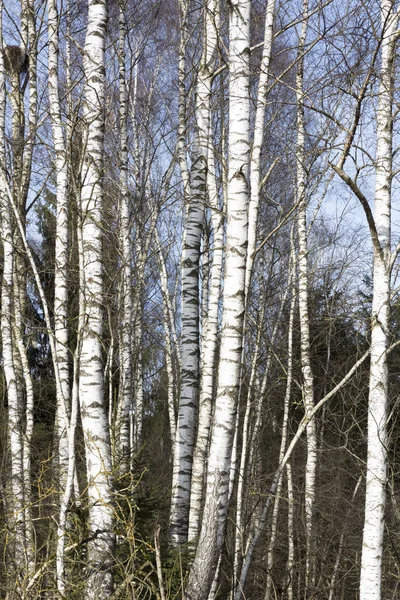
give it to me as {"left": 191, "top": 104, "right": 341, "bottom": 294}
{"left": 185, "top": 0, "right": 250, "bottom": 595}
{"left": 187, "top": 0, "right": 220, "bottom": 545}
{"left": 116, "top": 4, "right": 133, "bottom": 475}
{"left": 133, "top": 304, "right": 144, "bottom": 450}
{"left": 0, "top": 57, "right": 28, "bottom": 583}
{"left": 47, "top": 5, "right": 73, "bottom": 592}
{"left": 188, "top": 203, "right": 223, "bottom": 544}
{"left": 359, "top": 3, "right": 398, "bottom": 598}
{"left": 13, "top": 286, "right": 35, "bottom": 574}
{"left": 177, "top": 0, "right": 191, "bottom": 203}
{"left": 246, "top": 0, "right": 276, "bottom": 294}
{"left": 1, "top": 6, "right": 35, "bottom": 585}
{"left": 286, "top": 462, "right": 294, "bottom": 600}
{"left": 295, "top": 1, "right": 316, "bottom": 588}
{"left": 56, "top": 328, "right": 81, "bottom": 597}
{"left": 234, "top": 298, "right": 266, "bottom": 583}
{"left": 265, "top": 263, "right": 296, "bottom": 599}
{"left": 157, "top": 233, "right": 178, "bottom": 452}
{"left": 171, "top": 0, "right": 217, "bottom": 544}
{"left": 20, "top": 0, "right": 36, "bottom": 205}
{"left": 79, "top": 2, "right": 115, "bottom": 597}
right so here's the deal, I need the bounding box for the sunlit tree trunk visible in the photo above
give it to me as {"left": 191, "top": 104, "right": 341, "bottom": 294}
{"left": 132, "top": 291, "right": 144, "bottom": 450}
{"left": 116, "top": 2, "right": 133, "bottom": 475}
{"left": 286, "top": 462, "right": 294, "bottom": 600}
{"left": 1, "top": 4, "right": 36, "bottom": 588}
{"left": 295, "top": 2, "right": 317, "bottom": 590}
{"left": 233, "top": 8, "right": 276, "bottom": 567}
{"left": 359, "top": 2, "right": 398, "bottom": 598}
{"left": 1, "top": 211, "right": 28, "bottom": 592}
{"left": 185, "top": 0, "right": 250, "bottom": 595}
{"left": 187, "top": 0, "right": 220, "bottom": 546}
{"left": 0, "top": 17, "right": 28, "bottom": 590}
{"left": 170, "top": 0, "right": 207, "bottom": 544}
{"left": 265, "top": 255, "right": 296, "bottom": 599}
{"left": 79, "top": 2, "right": 115, "bottom": 596}
{"left": 157, "top": 234, "right": 178, "bottom": 451}
{"left": 234, "top": 297, "right": 266, "bottom": 584}
{"left": 47, "top": 0, "right": 77, "bottom": 592}
{"left": 246, "top": 0, "right": 275, "bottom": 293}
{"left": 47, "top": 0, "right": 69, "bottom": 477}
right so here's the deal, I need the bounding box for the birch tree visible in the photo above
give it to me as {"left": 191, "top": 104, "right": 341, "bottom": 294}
{"left": 115, "top": 1, "right": 133, "bottom": 476}
{"left": 47, "top": 0, "right": 70, "bottom": 498}
{"left": 295, "top": 0, "right": 317, "bottom": 588}
{"left": 359, "top": 3, "right": 398, "bottom": 598}
{"left": 0, "top": 12, "right": 29, "bottom": 594}
{"left": 1, "top": 3, "right": 36, "bottom": 592}
{"left": 46, "top": 0, "right": 77, "bottom": 593}
{"left": 170, "top": 0, "right": 206, "bottom": 545}
{"left": 187, "top": 0, "right": 221, "bottom": 545}
{"left": 325, "top": 1, "right": 400, "bottom": 596}
{"left": 265, "top": 242, "right": 296, "bottom": 600}
{"left": 79, "top": 1, "right": 115, "bottom": 596}
{"left": 185, "top": 0, "right": 250, "bottom": 595}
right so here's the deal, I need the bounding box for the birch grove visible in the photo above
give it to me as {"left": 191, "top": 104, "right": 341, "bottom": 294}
{"left": 3, "top": 1, "right": 400, "bottom": 599}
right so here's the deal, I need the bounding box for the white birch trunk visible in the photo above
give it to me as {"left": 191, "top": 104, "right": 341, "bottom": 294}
{"left": 187, "top": 205, "right": 223, "bottom": 544}
{"left": 48, "top": 0, "right": 77, "bottom": 580}
{"left": 246, "top": 0, "right": 275, "bottom": 293}
{"left": 117, "top": 4, "right": 133, "bottom": 475}
{"left": 233, "top": 298, "right": 266, "bottom": 584}
{"left": 79, "top": 2, "right": 115, "bottom": 597}
{"left": 286, "top": 462, "right": 294, "bottom": 600}
{"left": 0, "top": 39, "right": 28, "bottom": 579}
{"left": 133, "top": 304, "right": 144, "bottom": 450}
{"left": 185, "top": 0, "right": 250, "bottom": 595}
{"left": 1, "top": 7, "right": 35, "bottom": 584}
{"left": 20, "top": 0, "right": 36, "bottom": 205}
{"left": 187, "top": 0, "right": 220, "bottom": 545}
{"left": 265, "top": 265, "right": 296, "bottom": 599}
{"left": 13, "top": 287, "right": 35, "bottom": 575}
{"left": 177, "top": 0, "right": 191, "bottom": 203}
{"left": 2, "top": 247, "right": 27, "bottom": 587}
{"left": 295, "top": 2, "right": 317, "bottom": 589}
{"left": 157, "top": 234, "right": 178, "bottom": 452}
{"left": 359, "top": 2, "right": 397, "bottom": 598}
{"left": 48, "top": 0, "right": 71, "bottom": 504}
{"left": 170, "top": 0, "right": 213, "bottom": 544}
{"left": 56, "top": 330, "right": 82, "bottom": 596}
{"left": 170, "top": 209, "right": 203, "bottom": 543}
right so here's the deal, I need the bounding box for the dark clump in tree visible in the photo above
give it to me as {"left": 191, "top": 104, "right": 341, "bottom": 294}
{"left": 3, "top": 45, "right": 29, "bottom": 76}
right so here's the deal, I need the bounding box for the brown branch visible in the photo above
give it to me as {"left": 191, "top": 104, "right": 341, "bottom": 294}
{"left": 330, "top": 162, "right": 383, "bottom": 259}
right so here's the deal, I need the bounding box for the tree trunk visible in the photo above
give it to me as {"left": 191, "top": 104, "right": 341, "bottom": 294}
{"left": 185, "top": 0, "right": 250, "bottom": 595}
{"left": 116, "top": 2, "right": 133, "bottom": 476}
{"left": 295, "top": 2, "right": 317, "bottom": 590}
{"left": 359, "top": 2, "right": 397, "bottom": 597}
{"left": 79, "top": 2, "right": 115, "bottom": 597}
{"left": 187, "top": 0, "right": 220, "bottom": 546}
